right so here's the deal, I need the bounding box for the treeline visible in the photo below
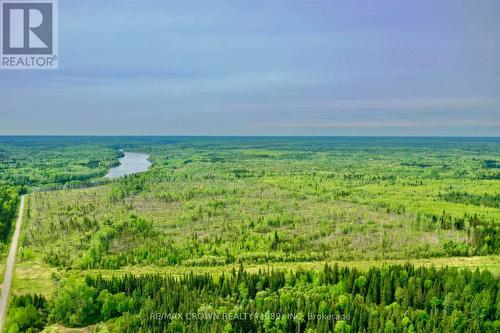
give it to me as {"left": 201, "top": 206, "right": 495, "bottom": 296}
{"left": 7, "top": 264, "right": 500, "bottom": 332}
{"left": 0, "top": 139, "right": 125, "bottom": 188}
{"left": 0, "top": 186, "right": 20, "bottom": 241}
{"left": 416, "top": 212, "right": 500, "bottom": 256}
{"left": 483, "top": 160, "right": 500, "bottom": 169}
{"left": 440, "top": 191, "right": 500, "bottom": 209}
{"left": 32, "top": 178, "right": 112, "bottom": 193}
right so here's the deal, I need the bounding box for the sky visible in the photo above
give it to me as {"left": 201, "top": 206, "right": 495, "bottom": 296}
{"left": 1, "top": 0, "right": 499, "bottom": 136}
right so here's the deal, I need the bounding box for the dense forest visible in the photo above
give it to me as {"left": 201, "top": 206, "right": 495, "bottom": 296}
{"left": 0, "top": 186, "right": 20, "bottom": 242}
{"left": 6, "top": 264, "right": 500, "bottom": 332}
{"left": 0, "top": 137, "right": 126, "bottom": 188}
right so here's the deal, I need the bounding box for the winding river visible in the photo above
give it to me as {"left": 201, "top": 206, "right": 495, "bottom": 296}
{"left": 104, "top": 151, "right": 151, "bottom": 179}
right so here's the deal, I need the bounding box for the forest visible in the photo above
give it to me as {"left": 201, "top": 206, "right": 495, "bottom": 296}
{"left": 0, "top": 137, "right": 125, "bottom": 261}
{"left": 6, "top": 264, "right": 500, "bottom": 332}
{"left": 0, "top": 136, "right": 499, "bottom": 332}
{"left": 0, "top": 186, "right": 19, "bottom": 242}
{"left": 0, "top": 136, "right": 131, "bottom": 187}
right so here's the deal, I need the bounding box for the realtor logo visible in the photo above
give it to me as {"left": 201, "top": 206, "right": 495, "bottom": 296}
{"left": 1, "top": 0, "right": 58, "bottom": 69}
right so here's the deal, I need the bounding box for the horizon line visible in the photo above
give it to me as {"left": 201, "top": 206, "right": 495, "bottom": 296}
{"left": 0, "top": 135, "right": 499, "bottom": 138}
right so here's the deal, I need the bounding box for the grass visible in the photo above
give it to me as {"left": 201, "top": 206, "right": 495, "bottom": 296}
{"left": 12, "top": 254, "right": 500, "bottom": 299}
{"left": 2, "top": 137, "right": 500, "bottom": 332}
{"left": 11, "top": 139, "right": 500, "bottom": 294}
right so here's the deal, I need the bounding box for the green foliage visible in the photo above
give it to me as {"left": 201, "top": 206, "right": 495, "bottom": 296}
{"left": 0, "top": 186, "right": 20, "bottom": 241}
{"left": 440, "top": 191, "right": 500, "bottom": 209}
{"left": 52, "top": 276, "right": 98, "bottom": 327}
{"left": 3, "top": 137, "right": 500, "bottom": 332}
{"left": 17, "top": 264, "right": 500, "bottom": 332}
{"left": 97, "top": 290, "right": 134, "bottom": 321}
{"left": 0, "top": 137, "right": 125, "bottom": 188}
{"left": 21, "top": 137, "right": 500, "bottom": 271}
{"left": 5, "top": 295, "right": 48, "bottom": 333}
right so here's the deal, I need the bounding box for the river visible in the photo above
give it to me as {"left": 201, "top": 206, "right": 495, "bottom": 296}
{"left": 104, "top": 151, "right": 151, "bottom": 179}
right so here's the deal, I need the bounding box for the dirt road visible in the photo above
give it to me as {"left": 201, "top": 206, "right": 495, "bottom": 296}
{"left": 0, "top": 195, "right": 25, "bottom": 332}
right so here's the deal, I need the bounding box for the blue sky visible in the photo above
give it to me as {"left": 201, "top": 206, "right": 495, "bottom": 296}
{"left": 1, "top": 0, "right": 499, "bottom": 135}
